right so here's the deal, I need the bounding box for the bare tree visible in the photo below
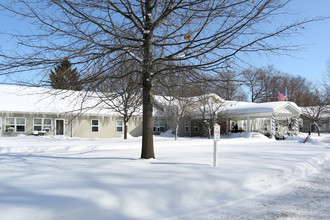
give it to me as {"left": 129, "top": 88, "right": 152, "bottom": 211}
{"left": 211, "top": 70, "right": 247, "bottom": 101}
{"left": 243, "top": 65, "right": 320, "bottom": 106}
{"left": 155, "top": 95, "right": 196, "bottom": 140}
{"left": 153, "top": 69, "right": 198, "bottom": 140}
{"left": 302, "top": 105, "right": 328, "bottom": 136}
{"left": 241, "top": 67, "right": 265, "bottom": 102}
{"left": 95, "top": 60, "right": 142, "bottom": 140}
{"left": 0, "top": 0, "right": 319, "bottom": 159}
{"left": 196, "top": 94, "right": 224, "bottom": 139}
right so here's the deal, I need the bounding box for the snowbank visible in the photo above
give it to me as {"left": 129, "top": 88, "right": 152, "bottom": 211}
{"left": 159, "top": 130, "right": 175, "bottom": 137}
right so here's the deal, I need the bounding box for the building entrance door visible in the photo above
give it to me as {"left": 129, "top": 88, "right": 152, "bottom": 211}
{"left": 55, "top": 119, "right": 65, "bottom": 135}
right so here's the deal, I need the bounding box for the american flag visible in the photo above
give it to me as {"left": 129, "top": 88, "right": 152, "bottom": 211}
{"left": 277, "top": 90, "right": 286, "bottom": 101}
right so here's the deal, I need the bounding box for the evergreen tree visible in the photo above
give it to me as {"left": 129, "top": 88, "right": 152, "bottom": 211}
{"left": 49, "top": 59, "right": 82, "bottom": 90}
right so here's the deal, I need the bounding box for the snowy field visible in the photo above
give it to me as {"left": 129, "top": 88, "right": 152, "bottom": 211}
{"left": 0, "top": 132, "right": 329, "bottom": 220}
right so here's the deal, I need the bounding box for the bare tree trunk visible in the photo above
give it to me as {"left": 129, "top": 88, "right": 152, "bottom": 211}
{"left": 141, "top": 78, "right": 155, "bottom": 158}
{"left": 141, "top": 0, "right": 155, "bottom": 159}
{"left": 124, "top": 121, "right": 128, "bottom": 139}
{"left": 175, "top": 124, "right": 179, "bottom": 141}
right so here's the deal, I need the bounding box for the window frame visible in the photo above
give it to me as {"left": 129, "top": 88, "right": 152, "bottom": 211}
{"left": 91, "top": 119, "right": 99, "bottom": 133}
{"left": 153, "top": 121, "right": 165, "bottom": 133}
{"left": 33, "top": 118, "right": 52, "bottom": 133}
{"left": 116, "top": 120, "right": 123, "bottom": 132}
{"left": 153, "top": 121, "right": 159, "bottom": 132}
{"left": 184, "top": 122, "right": 190, "bottom": 133}
{"left": 5, "top": 117, "right": 26, "bottom": 133}
{"left": 159, "top": 121, "right": 165, "bottom": 132}
{"left": 193, "top": 122, "right": 199, "bottom": 133}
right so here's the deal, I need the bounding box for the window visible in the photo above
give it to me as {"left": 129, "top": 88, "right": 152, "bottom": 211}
{"left": 159, "top": 122, "right": 165, "bottom": 132}
{"left": 5, "top": 117, "right": 15, "bottom": 133}
{"left": 116, "top": 120, "right": 123, "bottom": 132}
{"left": 153, "top": 121, "right": 165, "bottom": 133}
{"left": 33, "top": 118, "right": 52, "bottom": 132}
{"left": 153, "top": 121, "right": 158, "bottom": 132}
{"left": 193, "top": 122, "right": 199, "bottom": 133}
{"left": 43, "top": 119, "right": 52, "bottom": 132}
{"left": 91, "top": 119, "right": 99, "bottom": 132}
{"left": 5, "top": 117, "right": 26, "bottom": 133}
{"left": 34, "top": 119, "right": 42, "bottom": 131}
{"left": 185, "top": 122, "right": 190, "bottom": 133}
{"left": 321, "top": 123, "right": 327, "bottom": 132}
{"left": 275, "top": 123, "right": 279, "bottom": 131}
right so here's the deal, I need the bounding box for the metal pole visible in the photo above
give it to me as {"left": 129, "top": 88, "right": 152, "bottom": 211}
{"left": 213, "top": 124, "right": 220, "bottom": 167}
{"left": 213, "top": 139, "right": 218, "bottom": 167}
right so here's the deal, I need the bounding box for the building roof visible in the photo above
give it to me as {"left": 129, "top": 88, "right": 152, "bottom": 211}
{"left": 0, "top": 85, "right": 124, "bottom": 116}
{"left": 0, "top": 85, "right": 302, "bottom": 119}
{"left": 223, "top": 101, "right": 302, "bottom": 118}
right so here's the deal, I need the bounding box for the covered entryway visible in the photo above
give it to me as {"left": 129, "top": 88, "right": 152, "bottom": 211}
{"left": 55, "top": 119, "right": 65, "bottom": 135}
{"left": 224, "top": 101, "right": 302, "bottom": 137}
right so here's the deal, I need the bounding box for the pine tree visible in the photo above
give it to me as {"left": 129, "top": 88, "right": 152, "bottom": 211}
{"left": 49, "top": 59, "right": 82, "bottom": 91}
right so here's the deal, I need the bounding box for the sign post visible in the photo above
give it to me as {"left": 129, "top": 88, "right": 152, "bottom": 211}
{"left": 213, "top": 123, "right": 220, "bottom": 167}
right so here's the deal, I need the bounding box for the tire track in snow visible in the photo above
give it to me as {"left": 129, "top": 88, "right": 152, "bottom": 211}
{"left": 214, "top": 160, "right": 330, "bottom": 220}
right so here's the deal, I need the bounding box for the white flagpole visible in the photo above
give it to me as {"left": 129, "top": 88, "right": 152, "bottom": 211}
{"left": 285, "top": 88, "right": 288, "bottom": 101}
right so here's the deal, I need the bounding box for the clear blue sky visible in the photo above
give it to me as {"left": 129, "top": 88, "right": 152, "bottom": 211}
{"left": 248, "top": 0, "right": 330, "bottom": 83}
{"left": 0, "top": 0, "right": 329, "bottom": 84}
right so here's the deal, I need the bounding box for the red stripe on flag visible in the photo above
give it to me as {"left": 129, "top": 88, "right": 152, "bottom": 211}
{"left": 277, "top": 93, "right": 286, "bottom": 101}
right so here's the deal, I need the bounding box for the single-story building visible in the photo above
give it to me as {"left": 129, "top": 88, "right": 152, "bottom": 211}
{"left": 152, "top": 93, "right": 302, "bottom": 138}
{"left": 0, "top": 85, "right": 304, "bottom": 139}
{"left": 0, "top": 85, "right": 143, "bottom": 138}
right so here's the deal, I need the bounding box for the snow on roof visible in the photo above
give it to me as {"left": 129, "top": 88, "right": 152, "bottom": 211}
{"left": 0, "top": 85, "right": 123, "bottom": 116}
{"left": 223, "top": 100, "right": 302, "bottom": 118}
{"left": 153, "top": 93, "right": 301, "bottom": 118}
{"left": 0, "top": 85, "right": 302, "bottom": 118}
{"left": 153, "top": 93, "right": 224, "bottom": 108}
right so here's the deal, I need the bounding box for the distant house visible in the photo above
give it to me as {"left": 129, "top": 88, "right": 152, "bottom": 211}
{"left": 0, "top": 85, "right": 303, "bottom": 139}
{"left": 299, "top": 106, "right": 330, "bottom": 133}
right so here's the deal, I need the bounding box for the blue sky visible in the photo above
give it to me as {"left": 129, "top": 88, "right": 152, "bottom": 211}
{"left": 248, "top": 0, "right": 330, "bottom": 83}
{"left": 0, "top": 0, "right": 329, "bottom": 84}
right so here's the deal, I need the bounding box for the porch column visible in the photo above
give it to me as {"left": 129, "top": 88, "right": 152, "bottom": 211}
{"left": 271, "top": 115, "right": 276, "bottom": 138}
{"left": 226, "top": 118, "right": 230, "bottom": 133}
{"left": 292, "top": 117, "right": 299, "bottom": 134}
{"left": 246, "top": 117, "right": 250, "bottom": 132}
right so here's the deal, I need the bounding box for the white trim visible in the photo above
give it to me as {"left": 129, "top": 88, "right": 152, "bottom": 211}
{"left": 4, "top": 117, "right": 26, "bottom": 133}
{"left": 33, "top": 118, "right": 52, "bottom": 133}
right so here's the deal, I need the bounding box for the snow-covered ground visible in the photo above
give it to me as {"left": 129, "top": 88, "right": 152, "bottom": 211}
{"left": 0, "top": 132, "right": 329, "bottom": 220}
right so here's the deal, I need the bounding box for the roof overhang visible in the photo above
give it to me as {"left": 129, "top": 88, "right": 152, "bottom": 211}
{"left": 223, "top": 101, "right": 302, "bottom": 119}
